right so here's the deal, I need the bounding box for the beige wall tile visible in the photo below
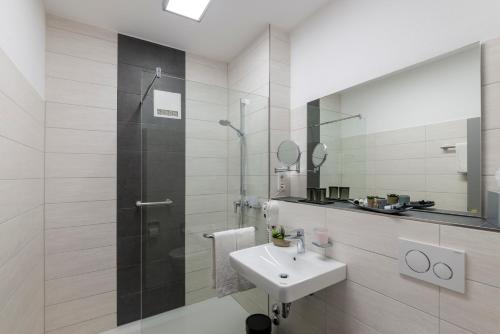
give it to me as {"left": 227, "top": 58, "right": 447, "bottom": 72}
{"left": 186, "top": 194, "right": 226, "bottom": 215}
{"left": 47, "top": 15, "right": 117, "bottom": 43}
{"left": 45, "top": 269, "right": 116, "bottom": 306}
{"left": 46, "top": 102, "right": 117, "bottom": 132}
{"left": 0, "top": 206, "right": 43, "bottom": 268}
{"left": 46, "top": 313, "right": 116, "bottom": 334}
{"left": 185, "top": 212, "right": 227, "bottom": 234}
{"left": 0, "top": 179, "right": 44, "bottom": 223}
{"left": 482, "top": 128, "right": 500, "bottom": 175}
{"left": 327, "top": 281, "right": 438, "bottom": 334}
{"left": 0, "top": 91, "right": 44, "bottom": 151}
{"left": 47, "top": 52, "right": 117, "bottom": 87}
{"left": 46, "top": 128, "right": 116, "bottom": 155}
{"left": 439, "top": 321, "right": 474, "bottom": 334}
{"left": 326, "top": 306, "right": 381, "bottom": 334}
{"left": 45, "top": 223, "right": 116, "bottom": 255}
{"left": 45, "top": 291, "right": 116, "bottom": 331}
{"left": 0, "top": 234, "right": 43, "bottom": 311}
{"left": 482, "top": 82, "right": 500, "bottom": 130}
{"left": 325, "top": 208, "right": 439, "bottom": 258}
{"left": 45, "top": 246, "right": 116, "bottom": 280}
{"left": 46, "top": 77, "right": 117, "bottom": 109}
{"left": 0, "top": 137, "right": 44, "bottom": 179}
{"left": 482, "top": 36, "right": 500, "bottom": 85}
{"left": 47, "top": 27, "right": 117, "bottom": 64}
{"left": 0, "top": 49, "right": 44, "bottom": 122}
{"left": 328, "top": 242, "right": 439, "bottom": 316}
{"left": 441, "top": 225, "right": 500, "bottom": 288}
{"left": 440, "top": 280, "right": 500, "bottom": 334}
{"left": 46, "top": 153, "right": 116, "bottom": 178}
{"left": 45, "top": 200, "right": 116, "bottom": 229}
{"left": 45, "top": 178, "right": 116, "bottom": 203}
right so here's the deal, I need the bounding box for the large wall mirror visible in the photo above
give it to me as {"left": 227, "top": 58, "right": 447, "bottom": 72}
{"left": 306, "top": 44, "right": 482, "bottom": 215}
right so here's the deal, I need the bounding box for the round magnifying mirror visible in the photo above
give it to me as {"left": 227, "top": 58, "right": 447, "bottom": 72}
{"left": 277, "top": 140, "right": 301, "bottom": 167}
{"left": 312, "top": 143, "right": 328, "bottom": 168}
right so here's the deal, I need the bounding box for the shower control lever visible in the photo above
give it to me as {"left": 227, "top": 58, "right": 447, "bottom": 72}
{"left": 136, "top": 198, "right": 173, "bottom": 207}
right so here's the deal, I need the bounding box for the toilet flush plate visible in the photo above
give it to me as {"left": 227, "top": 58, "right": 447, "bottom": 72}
{"left": 399, "top": 238, "right": 465, "bottom": 293}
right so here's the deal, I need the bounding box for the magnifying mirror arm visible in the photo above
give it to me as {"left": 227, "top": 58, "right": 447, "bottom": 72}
{"left": 275, "top": 152, "right": 301, "bottom": 173}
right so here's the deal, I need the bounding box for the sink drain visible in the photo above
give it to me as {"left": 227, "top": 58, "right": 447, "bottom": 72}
{"left": 279, "top": 273, "right": 288, "bottom": 279}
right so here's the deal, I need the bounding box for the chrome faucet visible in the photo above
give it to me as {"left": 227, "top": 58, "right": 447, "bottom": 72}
{"left": 285, "top": 228, "right": 306, "bottom": 254}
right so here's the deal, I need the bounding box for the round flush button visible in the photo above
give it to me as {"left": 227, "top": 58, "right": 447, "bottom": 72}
{"left": 433, "top": 262, "right": 453, "bottom": 280}
{"left": 405, "top": 250, "right": 430, "bottom": 273}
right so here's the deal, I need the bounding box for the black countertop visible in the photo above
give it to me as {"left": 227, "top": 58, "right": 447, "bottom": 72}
{"left": 273, "top": 197, "right": 500, "bottom": 232}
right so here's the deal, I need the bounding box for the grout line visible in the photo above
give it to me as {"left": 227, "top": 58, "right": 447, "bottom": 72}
{"left": 46, "top": 23, "right": 118, "bottom": 44}
{"left": 44, "top": 311, "right": 117, "bottom": 333}
{"left": 46, "top": 243, "right": 116, "bottom": 257}
{"left": 46, "top": 100, "right": 117, "bottom": 112}
{"left": 46, "top": 74, "right": 117, "bottom": 89}
{"left": 0, "top": 86, "right": 45, "bottom": 126}
{"left": 0, "top": 132, "right": 44, "bottom": 153}
{"left": 0, "top": 203, "right": 44, "bottom": 226}
{"left": 46, "top": 126, "right": 117, "bottom": 133}
{"left": 45, "top": 289, "right": 117, "bottom": 308}
{"left": 45, "top": 221, "right": 116, "bottom": 231}
{"left": 45, "top": 267, "right": 117, "bottom": 283}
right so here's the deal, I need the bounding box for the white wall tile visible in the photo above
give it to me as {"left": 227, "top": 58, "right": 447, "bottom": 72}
{"left": 186, "top": 176, "right": 227, "bottom": 195}
{"left": 186, "top": 194, "right": 226, "bottom": 214}
{"left": 439, "top": 321, "right": 474, "bottom": 334}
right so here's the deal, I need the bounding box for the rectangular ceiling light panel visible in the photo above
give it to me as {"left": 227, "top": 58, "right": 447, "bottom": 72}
{"left": 163, "top": 0, "right": 211, "bottom": 22}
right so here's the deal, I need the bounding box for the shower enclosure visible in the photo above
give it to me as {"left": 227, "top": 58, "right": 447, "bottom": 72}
{"left": 116, "top": 68, "right": 269, "bottom": 333}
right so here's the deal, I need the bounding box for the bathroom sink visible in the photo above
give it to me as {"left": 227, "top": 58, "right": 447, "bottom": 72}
{"left": 229, "top": 243, "right": 346, "bottom": 303}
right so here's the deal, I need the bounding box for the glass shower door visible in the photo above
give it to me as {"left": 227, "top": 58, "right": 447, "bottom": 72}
{"left": 136, "top": 70, "right": 270, "bottom": 333}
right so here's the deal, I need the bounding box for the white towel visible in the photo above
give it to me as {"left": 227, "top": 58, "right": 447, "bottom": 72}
{"left": 212, "top": 227, "right": 255, "bottom": 297}
{"left": 456, "top": 142, "right": 467, "bottom": 174}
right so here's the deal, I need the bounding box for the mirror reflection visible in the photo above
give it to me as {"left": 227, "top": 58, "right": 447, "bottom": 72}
{"left": 276, "top": 140, "right": 301, "bottom": 172}
{"left": 311, "top": 143, "right": 328, "bottom": 171}
{"left": 306, "top": 44, "right": 482, "bottom": 215}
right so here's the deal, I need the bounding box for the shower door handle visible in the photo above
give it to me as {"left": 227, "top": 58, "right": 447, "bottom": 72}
{"left": 136, "top": 199, "right": 173, "bottom": 207}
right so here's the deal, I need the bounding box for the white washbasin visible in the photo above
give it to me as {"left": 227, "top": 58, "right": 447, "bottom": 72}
{"left": 229, "top": 243, "right": 346, "bottom": 303}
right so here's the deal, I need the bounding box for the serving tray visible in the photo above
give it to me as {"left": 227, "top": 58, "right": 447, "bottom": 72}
{"left": 348, "top": 200, "right": 412, "bottom": 214}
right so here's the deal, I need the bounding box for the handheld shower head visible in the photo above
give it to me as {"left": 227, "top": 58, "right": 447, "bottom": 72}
{"left": 218, "top": 119, "right": 244, "bottom": 137}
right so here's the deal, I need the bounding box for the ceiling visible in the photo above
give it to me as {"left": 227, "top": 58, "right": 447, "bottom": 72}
{"left": 44, "top": 0, "right": 331, "bottom": 62}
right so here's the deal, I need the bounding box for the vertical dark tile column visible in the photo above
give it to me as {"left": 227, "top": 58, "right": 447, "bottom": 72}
{"left": 117, "top": 34, "right": 186, "bottom": 325}
{"left": 307, "top": 99, "right": 320, "bottom": 188}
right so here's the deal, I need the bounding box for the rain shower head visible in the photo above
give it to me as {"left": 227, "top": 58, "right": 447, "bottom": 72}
{"left": 218, "top": 119, "right": 244, "bottom": 137}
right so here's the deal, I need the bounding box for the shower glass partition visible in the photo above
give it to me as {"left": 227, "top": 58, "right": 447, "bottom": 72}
{"left": 134, "top": 69, "right": 269, "bottom": 332}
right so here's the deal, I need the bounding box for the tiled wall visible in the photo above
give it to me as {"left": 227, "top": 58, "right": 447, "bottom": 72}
{"left": 185, "top": 53, "right": 229, "bottom": 304}
{"left": 339, "top": 119, "right": 469, "bottom": 211}
{"left": 273, "top": 200, "right": 500, "bottom": 334}
{"left": 482, "top": 36, "right": 500, "bottom": 210}
{"left": 117, "top": 34, "right": 186, "bottom": 324}
{"left": 0, "top": 46, "right": 45, "bottom": 334}
{"left": 44, "top": 16, "right": 117, "bottom": 333}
